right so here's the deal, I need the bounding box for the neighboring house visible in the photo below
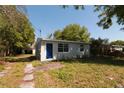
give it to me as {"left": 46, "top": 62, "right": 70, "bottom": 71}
{"left": 35, "top": 38, "right": 90, "bottom": 62}
{"left": 111, "top": 45, "right": 124, "bottom": 52}
{"left": 23, "top": 42, "right": 36, "bottom": 55}
{"left": 30, "top": 42, "right": 36, "bottom": 56}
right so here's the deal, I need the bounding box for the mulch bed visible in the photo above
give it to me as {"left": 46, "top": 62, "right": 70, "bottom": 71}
{"left": 35, "top": 62, "right": 64, "bottom": 71}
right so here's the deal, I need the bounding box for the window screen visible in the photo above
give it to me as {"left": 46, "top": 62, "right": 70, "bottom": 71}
{"left": 58, "top": 43, "right": 69, "bottom": 52}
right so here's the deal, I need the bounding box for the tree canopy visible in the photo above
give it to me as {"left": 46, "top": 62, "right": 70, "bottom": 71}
{"left": 64, "top": 5, "right": 124, "bottom": 30}
{"left": 90, "top": 37, "right": 109, "bottom": 56}
{"left": 0, "top": 6, "right": 35, "bottom": 56}
{"left": 53, "top": 24, "right": 90, "bottom": 42}
{"left": 95, "top": 6, "right": 124, "bottom": 30}
{"left": 90, "top": 37, "right": 109, "bottom": 46}
{"left": 111, "top": 40, "right": 124, "bottom": 46}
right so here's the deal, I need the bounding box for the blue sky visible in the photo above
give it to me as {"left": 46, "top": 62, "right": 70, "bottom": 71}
{"left": 27, "top": 5, "right": 124, "bottom": 42}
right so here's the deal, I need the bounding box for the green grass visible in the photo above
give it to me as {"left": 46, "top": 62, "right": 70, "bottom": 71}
{"left": 34, "top": 57, "right": 124, "bottom": 88}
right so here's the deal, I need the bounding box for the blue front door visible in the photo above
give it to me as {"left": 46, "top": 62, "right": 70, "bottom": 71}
{"left": 46, "top": 43, "right": 53, "bottom": 59}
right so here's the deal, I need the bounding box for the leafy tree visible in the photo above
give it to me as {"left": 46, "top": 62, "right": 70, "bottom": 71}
{"left": 62, "top": 5, "right": 84, "bottom": 10}
{"left": 0, "top": 5, "right": 35, "bottom": 56}
{"left": 94, "top": 6, "right": 124, "bottom": 30}
{"left": 111, "top": 40, "right": 124, "bottom": 46}
{"left": 90, "top": 38, "right": 109, "bottom": 45}
{"left": 64, "top": 5, "right": 124, "bottom": 30}
{"left": 53, "top": 24, "right": 90, "bottom": 42}
{"left": 90, "top": 37, "right": 109, "bottom": 56}
{"left": 53, "top": 30, "right": 62, "bottom": 40}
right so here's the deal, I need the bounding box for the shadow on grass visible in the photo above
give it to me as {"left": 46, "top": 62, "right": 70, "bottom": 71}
{"left": 61, "top": 56, "right": 124, "bottom": 67}
{"left": 0, "top": 56, "right": 36, "bottom": 63}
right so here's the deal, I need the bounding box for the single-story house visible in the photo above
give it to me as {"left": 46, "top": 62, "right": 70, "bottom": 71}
{"left": 35, "top": 38, "right": 90, "bottom": 62}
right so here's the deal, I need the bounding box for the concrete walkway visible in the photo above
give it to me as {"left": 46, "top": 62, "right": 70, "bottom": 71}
{"left": 20, "top": 63, "right": 35, "bottom": 88}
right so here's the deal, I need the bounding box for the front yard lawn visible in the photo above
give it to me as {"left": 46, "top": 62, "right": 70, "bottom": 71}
{"left": 0, "top": 54, "right": 34, "bottom": 88}
{"left": 0, "top": 62, "right": 26, "bottom": 88}
{"left": 0, "top": 55, "right": 124, "bottom": 88}
{"left": 0, "top": 65, "right": 4, "bottom": 72}
{"left": 34, "top": 57, "right": 124, "bottom": 88}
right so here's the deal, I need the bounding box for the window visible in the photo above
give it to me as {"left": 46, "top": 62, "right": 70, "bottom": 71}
{"left": 58, "top": 43, "right": 69, "bottom": 52}
{"left": 80, "top": 44, "right": 84, "bottom": 51}
{"left": 63, "top": 44, "right": 68, "bottom": 52}
{"left": 58, "top": 44, "right": 63, "bottom": 52}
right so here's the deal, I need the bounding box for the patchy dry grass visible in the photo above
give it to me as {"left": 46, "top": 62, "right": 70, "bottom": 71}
{"left": 0, "top": 62, "right": 26, "bottom": 88}
{"left": 32, "top": 60, "right": 43, "bottom": 67}
{"left": 0, "top": 54, "right": 33, "bottom": 88}
{"left": 1, "top": 55, "right": 124, "bottom": 88}
{"left": 0, "top": 65, "right": 4, "bottom": 72}
{"left": 34, "top": 57, "right": 124, "bottom": 88}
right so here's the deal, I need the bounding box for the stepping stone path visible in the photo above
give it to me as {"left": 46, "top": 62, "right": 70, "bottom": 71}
{"left": 20, "top": 64, "right": 35, "bottom": 88}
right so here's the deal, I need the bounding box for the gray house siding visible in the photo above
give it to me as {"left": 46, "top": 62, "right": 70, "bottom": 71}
{"left": 36, "top": 39, "right": 90, "bottom": 62}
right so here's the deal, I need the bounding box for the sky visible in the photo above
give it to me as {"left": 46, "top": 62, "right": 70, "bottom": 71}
{"left": 27, "top": 5, "right": 124, "bottom": 42}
